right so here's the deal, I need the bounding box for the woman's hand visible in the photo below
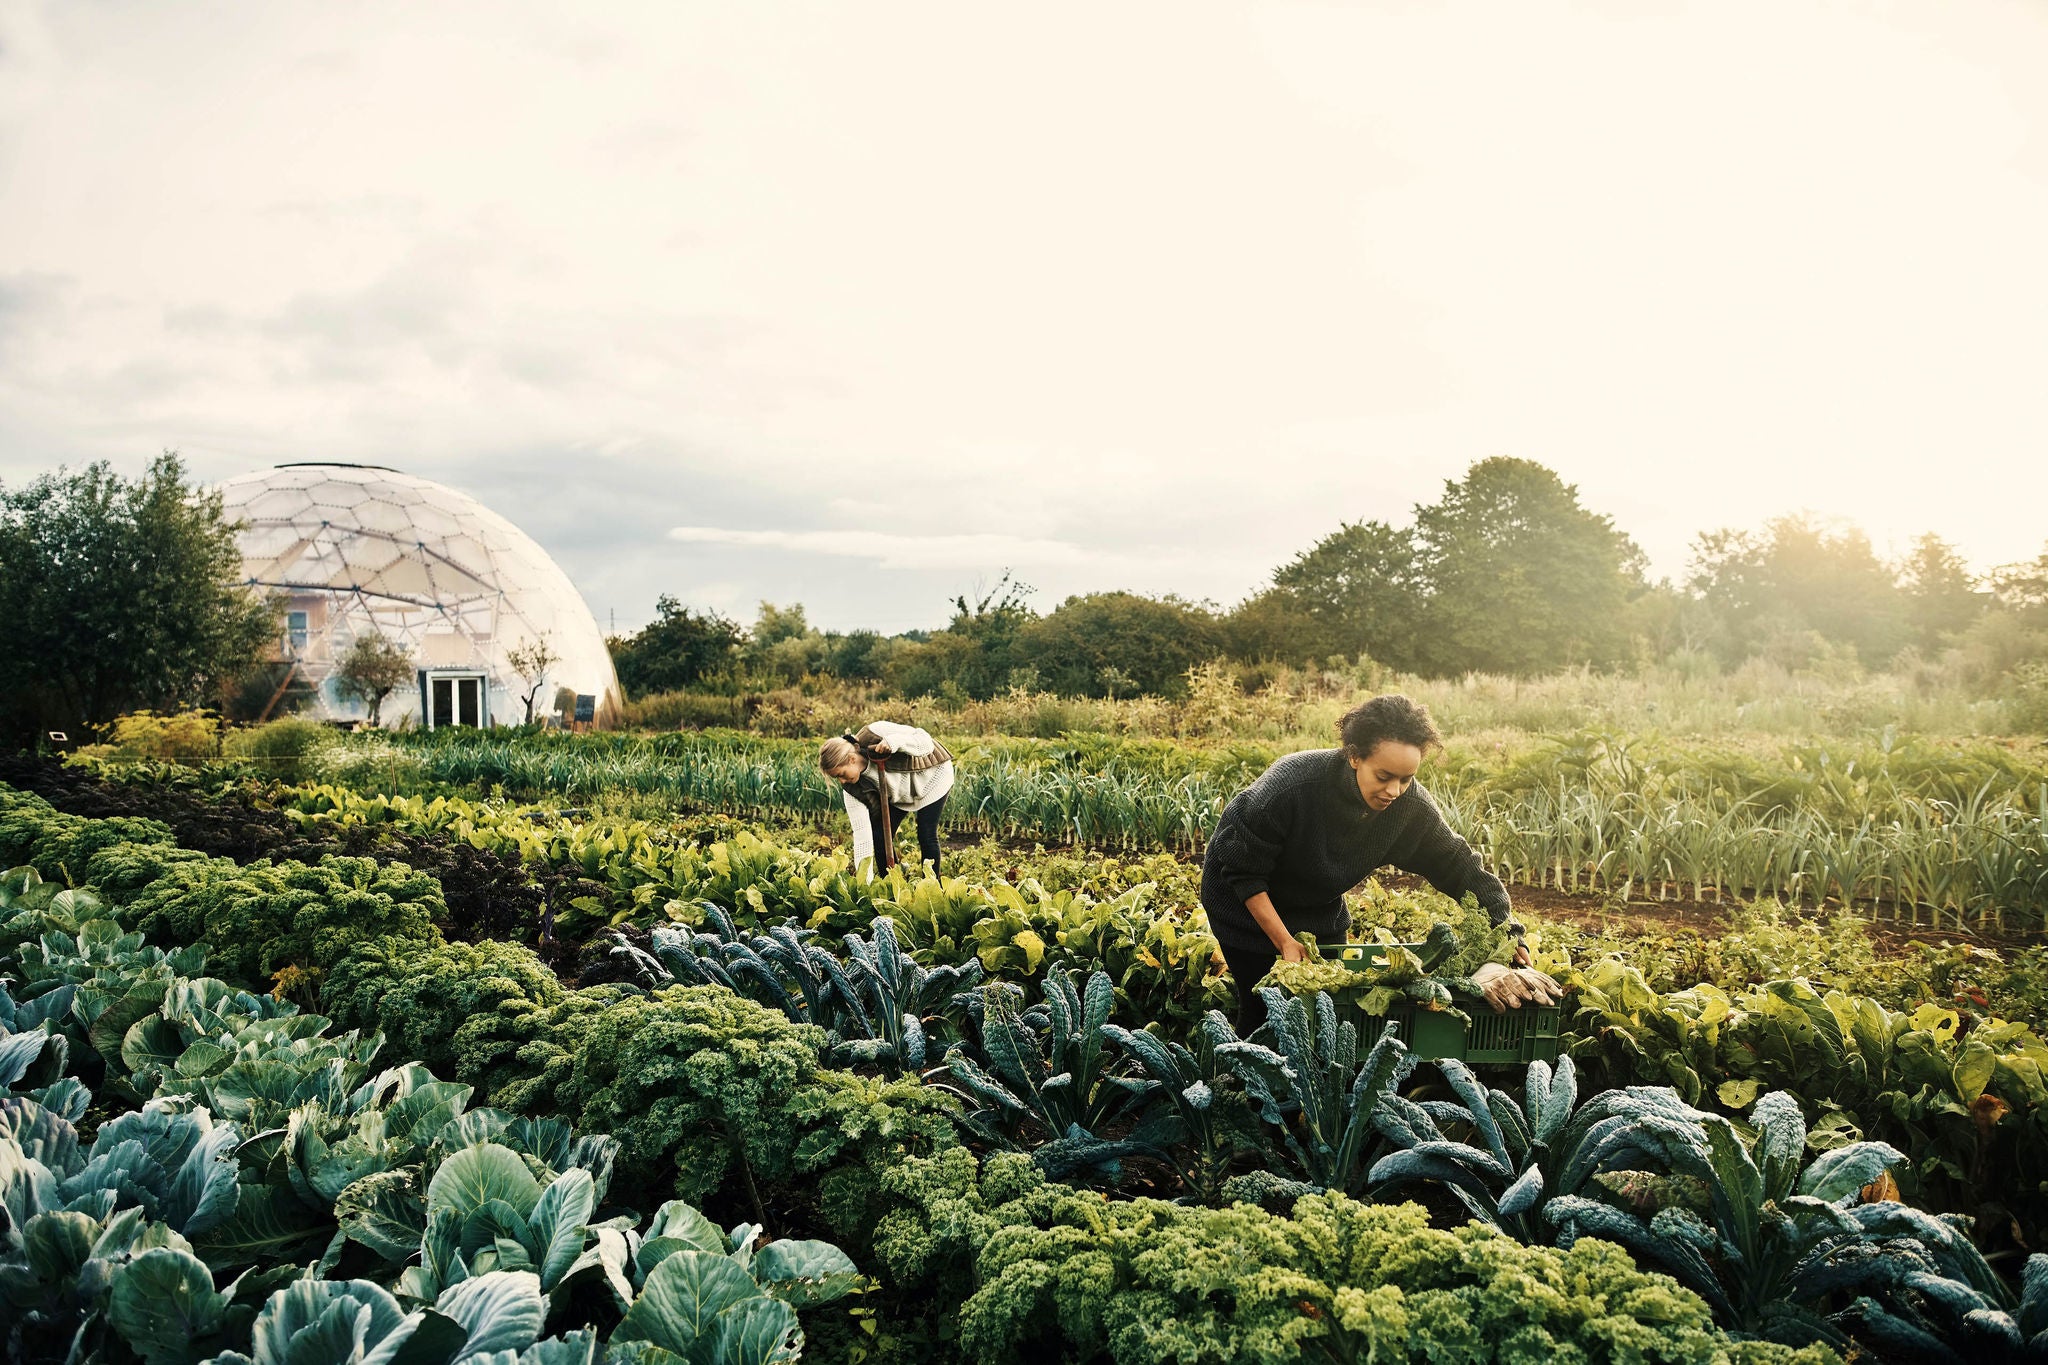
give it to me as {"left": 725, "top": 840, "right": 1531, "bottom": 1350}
{"left": 1471, "top": 962, "right": 1565, "bottom": 1013}
{"left": 1511, "top": 939, "right": 1533, "bottom": 968}
{"left": 1277, "top": 938, "right": 1310, "bottom": 965}
{"left": 867, "top": 739, "right": 892, "bottom": 755}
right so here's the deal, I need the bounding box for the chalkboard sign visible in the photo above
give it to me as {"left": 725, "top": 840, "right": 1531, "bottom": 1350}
{"left": 573, "top": 694, "right": 596, "bottom": 723}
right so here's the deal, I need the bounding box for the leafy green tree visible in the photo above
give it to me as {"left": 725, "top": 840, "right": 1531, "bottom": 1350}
{"left": 1689, "top": 514, "right": 1906, "bottom": 666}
{"left": 1268, "top": 520, "right": 1424, "bottom": 668}
{"left": 1991, "top": 546, "right": 2048, "bottom": 616}
{"left": 333, "top": 631, "right": 414, "bottom": 725}
{"left": 743, "top": 601, "right": 827, "bottom": 683}
{"left": 0, "top": 453, "right": 278, "bottom": 743}
{"left": 1950, "top": 545, "right": 2048, "bottom": 683}
{"left": 885, "top": 572, "right": 1038, "bottom": 700}
{"left": 750, "top": 600, "right": 812, "bottom": 647}
{"left": 1218, "top": 587, "right": 1322, "bottom": 665}
{"left": 1898, "top": 533, "right": 1983, "bottom": 651}
{"left": 608, "top": 596, "right": 743, "bottom": 696}
{"left": 1411, "top": 457, "right": 1645, "bottom": 675}
{"left": 1015, "top": 592, "right": 1223, "bottom": 697}
{"left": 821, "top": 629, "right": 889, "bottom": 681}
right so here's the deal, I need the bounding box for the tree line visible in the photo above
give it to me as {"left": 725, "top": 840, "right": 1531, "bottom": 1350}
{"left": 5, "top": 454, "right": 2045, "bottom": 747}
{"left": 611, "top": 457, "right": 2048, "bottom": 701}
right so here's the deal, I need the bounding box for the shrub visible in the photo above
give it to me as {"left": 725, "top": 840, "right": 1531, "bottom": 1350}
{"left": 620, "top": 689, "right": 752, "bottom": 731}
{"left": 2010, "top": 660, "right": 2048, "bottom": 735}
{"left": 88, "top": 709, "right": 225, "bottom": 761}
{"left": 226, "top": 717, "right": 337, "bottom": 781}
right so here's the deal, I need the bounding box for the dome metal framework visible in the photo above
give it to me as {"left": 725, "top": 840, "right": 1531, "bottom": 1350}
{"left": 219, "top": 463, "right": 621, "bottom": 728}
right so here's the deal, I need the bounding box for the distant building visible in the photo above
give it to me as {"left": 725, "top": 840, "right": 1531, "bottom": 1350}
{"left": 220, "top": 462, "right": 622, "bottom": 728}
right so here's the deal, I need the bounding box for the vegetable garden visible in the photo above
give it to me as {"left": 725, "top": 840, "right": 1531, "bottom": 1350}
{"left": 320, "top": 726, "right": 2048, "bottom": 932}
{"left": 5, "top": 740, "right": 2048, "bottom": 1363}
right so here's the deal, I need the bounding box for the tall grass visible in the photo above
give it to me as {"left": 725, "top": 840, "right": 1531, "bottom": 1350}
{"left": 620, "top": 656, "right": 2033, "bottom": 744}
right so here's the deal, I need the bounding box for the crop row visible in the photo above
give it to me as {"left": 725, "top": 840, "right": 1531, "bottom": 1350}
{"left": 303, "top": 728, "right": 2048, "bottom": 930}
{"left": 26, "top": 767, "right": 2048, "bottom": 1257}
{"left": 2, "top": 779, "right": 1904, "bottom": 1364}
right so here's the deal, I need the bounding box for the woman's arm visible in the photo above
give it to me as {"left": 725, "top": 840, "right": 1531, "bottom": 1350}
{"left": 1205, "top": 783, "right": 1293, "bottom": 909}
{"left": 1390, "top": 797, "right": 1512, "bottom": 924}
{"left": 863, "top": 720, "right": 934, "bottom": 757}
{"left": 1390, "top": 792, "right": 1530, "bottom": 964}
{"left": 843, "top": 786, "right": 876, "bottom": 875}
{"left": 1244, "top": 891, "right": 1309, "bottom": 962}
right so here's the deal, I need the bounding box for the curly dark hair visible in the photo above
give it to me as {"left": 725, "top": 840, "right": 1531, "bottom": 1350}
{"left": 1337, "top": 694, "right": 1443, "bottom": 760}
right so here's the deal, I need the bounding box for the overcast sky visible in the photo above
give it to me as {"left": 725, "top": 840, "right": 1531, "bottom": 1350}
{"left": 3, "top": 1, "right": 2044, "bottom": 634}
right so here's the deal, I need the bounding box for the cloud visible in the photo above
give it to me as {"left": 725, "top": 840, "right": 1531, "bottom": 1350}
{"left": 667, "top": 525, "right": 1099, "bottom": 571}
{"left": 6, "top": 0, "right": 2048, "bottom": 635}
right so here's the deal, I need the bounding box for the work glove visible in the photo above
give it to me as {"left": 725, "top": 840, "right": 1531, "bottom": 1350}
{"left": 1471, "top": 961, "right": 1564, "bottom": 1013}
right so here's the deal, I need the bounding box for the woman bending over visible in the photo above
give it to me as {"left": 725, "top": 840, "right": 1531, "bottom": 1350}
{"left": 819, "top": 720, "right": 954, "bottom": 878}
{"left": 1201, "top": 693, "right": 1561, "bottom": 1033}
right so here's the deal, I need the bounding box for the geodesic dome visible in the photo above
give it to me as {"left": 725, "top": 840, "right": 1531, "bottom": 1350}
{"left": 218, "top": 463, "right": 622, "bottom": 728}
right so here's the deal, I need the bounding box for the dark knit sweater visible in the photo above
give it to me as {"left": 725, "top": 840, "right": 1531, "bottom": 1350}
{"left": 1199, "top": 748, "right": 1512, "bottom": 952}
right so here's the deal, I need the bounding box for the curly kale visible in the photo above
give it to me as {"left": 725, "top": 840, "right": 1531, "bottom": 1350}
{"left": 866, "top": 1145, "right": 1839, "bottom": 1365}
{"left": 322, "top": 935, "right": 567, "bottom": 1076}
{"left": 0, "top": 791, "right": 187, "bottom": 895}
{"left": 123, "top": 854, "right": 443, "bottom": 982}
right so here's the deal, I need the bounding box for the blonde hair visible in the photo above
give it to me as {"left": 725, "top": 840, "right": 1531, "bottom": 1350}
{"left": 819, "top": 737, "right": 859, "bottom": 774}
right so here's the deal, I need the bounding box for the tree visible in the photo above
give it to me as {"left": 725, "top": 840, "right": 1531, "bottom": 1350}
{"left": 0, "top": 453, "right": 278, "bottom": 744}
{"left": 1219, "top": 587, "right": 1324, "bottom": 665}
{"left": 821, "top": 629, "right": 889, "bottom": 681}
{"left": 1688, "top": 514, "right": 1906, "bottom": 666}
{"left": 506, "top": 634, "right": 561, "bottom": 725}
{"left": 1268, "top": 520, "right": 1424, "bottom": 668}
{"left": 1411, "top": 458, "right": 1645, "bottom": 675}
{"left": 743, "top": 601, "right": 827, "bottom": 683}
{"left": 1898, "top": 533, "right": 1983, "bottom": 652}
{"left": 751, "top": 601, "right": 812, "bottom": 647}
{"left": 1991, "top": 547, "right": 2048, "bottom": 616}
{"left": 1015, "top": 592, "right": 1224, "bottom": 697}
{"left": 333, "top": 632, "right": 414, "bottom": 726}
{"left": 885, "top": 571, "right": 1039, "bottom": 700}
{"left": 608, "top": 596, "right": 744, "bottom": 695}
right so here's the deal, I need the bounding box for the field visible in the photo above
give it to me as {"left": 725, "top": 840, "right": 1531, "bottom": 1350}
{"left": 5, "top": 686, "right": 2048, "bottom": 1363}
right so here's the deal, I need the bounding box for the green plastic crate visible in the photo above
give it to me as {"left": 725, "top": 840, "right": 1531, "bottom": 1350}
{"left": 1324, "top": 942, "right": 1561, "bottom": 1066}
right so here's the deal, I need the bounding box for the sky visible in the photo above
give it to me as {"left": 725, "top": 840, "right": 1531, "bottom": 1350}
{"left": 2, "top": 0, "right": 2045, "bottom": 635}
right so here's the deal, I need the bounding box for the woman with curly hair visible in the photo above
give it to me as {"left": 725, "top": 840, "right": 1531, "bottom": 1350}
{"left": 1201, "top": 693, "right": 1560, "bottom": 1032}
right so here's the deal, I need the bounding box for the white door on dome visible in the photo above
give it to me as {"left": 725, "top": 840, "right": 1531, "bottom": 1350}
{"left": 422, "top": 671, "right": 488, "bottom": 729}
